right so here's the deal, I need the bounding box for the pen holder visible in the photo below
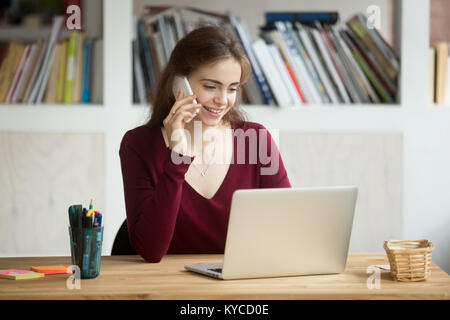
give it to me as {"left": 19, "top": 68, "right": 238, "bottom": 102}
{"left": 69, "top": 226, "right": 104, "bottom": 279}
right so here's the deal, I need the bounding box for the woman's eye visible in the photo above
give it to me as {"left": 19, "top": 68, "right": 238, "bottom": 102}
{"left": 204, "top": 85, "right": 216, "bottom": 90}
{"left": 229, "top": 88, "right": 238, "bottom": 92}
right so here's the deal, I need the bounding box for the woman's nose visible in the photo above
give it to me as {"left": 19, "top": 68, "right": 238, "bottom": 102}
{"left": 214, "top": 89, "right": 227, "bottom": 106}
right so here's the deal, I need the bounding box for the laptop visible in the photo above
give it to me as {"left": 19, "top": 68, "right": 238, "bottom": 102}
{"left": 185, "top": 186, "right": 358, "bottom": 280}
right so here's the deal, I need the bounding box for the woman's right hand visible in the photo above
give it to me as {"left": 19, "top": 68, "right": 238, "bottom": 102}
{"left": 163, "top": 90, "right": 201, "bottom": 156}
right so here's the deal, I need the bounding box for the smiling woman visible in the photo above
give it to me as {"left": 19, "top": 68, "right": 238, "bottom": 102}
{"left": 147, "top": 26, "right": 251, "bottom": 129}
{"left": 119, "top": 26, "right": 291, "bottom": 263}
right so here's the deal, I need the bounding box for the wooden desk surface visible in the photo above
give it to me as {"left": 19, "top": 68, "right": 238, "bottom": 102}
{"left": 0, "top": 254, "right": 449, "bottom": 300}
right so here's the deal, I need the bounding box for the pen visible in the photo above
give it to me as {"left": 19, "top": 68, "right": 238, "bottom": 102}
{"left": 68, "top": 205, "right": 77, "bottom": 262}
{"left": 95, "top": 223, "right": 103, "bottom": 275}
{"left": 68, "top": 205, "right": 76, "bottom": 228}
{"left": 89, "top": 217, "right": 99, "bottom": 275}
{"left": 75, "top": 205, "right": 83, "bottom": 266}
{"left": 87, "top": 200, "right": 94, "bottom": 216}
{"left": 82, "top": 214, "right": 93, "bottom": 276}
{"left": 96, "top": 213, "right": 102, "bottom": 231}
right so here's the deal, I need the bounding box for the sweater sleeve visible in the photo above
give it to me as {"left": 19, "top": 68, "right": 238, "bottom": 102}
{"left": 119, "top": 132, "right": 194, "bottom": 263}
{"left": 257, "top": 125, "right": 291, "bottom": 189}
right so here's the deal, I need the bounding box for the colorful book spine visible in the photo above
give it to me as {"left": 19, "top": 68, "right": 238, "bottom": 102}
{"left": 265, "top": 12, "right": 339, "bottom": 25}
{"left": 64, "top": 31, "right": 77, "bottom": 104}
{"left": 228, "top": 11, "right": 275, "bottom": 105}
{"left": 57, "top": 39, "right": 68, "bottom": 103}
{"left": 5, "top": 44, "right": 31, "bottom": 103}
{"left": 341, "top": 31, "right": 393, "bottom": 103}
{"left": 81, "top": 40, "right": 93, "bottom": 103}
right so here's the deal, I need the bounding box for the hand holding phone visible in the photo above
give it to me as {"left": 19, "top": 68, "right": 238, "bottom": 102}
{"left": 163, "top": 76, "right": 201, "bottom": 156}
{"left": 172, "top": 76, "right": 200, "bottom": 123}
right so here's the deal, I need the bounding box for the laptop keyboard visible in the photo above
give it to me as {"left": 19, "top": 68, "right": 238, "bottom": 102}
{"left": 208, "top": 268, "right": 223, "bottom": 273}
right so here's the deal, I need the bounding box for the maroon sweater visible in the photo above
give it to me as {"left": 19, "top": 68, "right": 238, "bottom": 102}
{"left": 119, "top": 121, "right": 291, "bottom": 262}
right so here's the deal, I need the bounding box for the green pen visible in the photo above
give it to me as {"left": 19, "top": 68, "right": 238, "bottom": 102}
{"left": 82, "top": 214, "right": 93, "bottom": 277}
{"left": 68, "top": 206, "right": 77, "bottom": 263}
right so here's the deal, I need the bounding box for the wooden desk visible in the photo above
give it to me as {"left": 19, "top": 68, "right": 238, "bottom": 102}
{"left": 0, "top": 254, "right": 449, "bottom": 300}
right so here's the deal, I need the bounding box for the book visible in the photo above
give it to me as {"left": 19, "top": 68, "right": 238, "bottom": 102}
{"left": 267, "top": 43, "right": 303, "bottom": 106}
{"left": 227, "top": 11, "right": 269, "bottom": 105}
{"left": 429, "top": 47, "right": 435, "bottom": 104}
{"left": 265, "top": 12, "right": 339, "bottom": 25}
{"left": 27, "top": 15, "right": 64, "bottom": 104}
{"left": 150, "top": 24, "right": 168, "bottom": 70}
{"left": 345, "top": 27, "right": 396, "bottom": 97}
{"left": 12, "top": 43, "right": 38, "bottom": 103}
{"left": 43, "top": 42, "right": 62, "bottom": 103}
{"left": 145, "top": 23, "right": 162, "bottom": 77}
{"left": 5, "top": 44, "right": 32, "bottom": 103}
{"left": 445, "top": 56, "right": 450, "bottom": 105}
{"left": 138, "top": 18, "right": 157, "bottom": 98}
{"left": 356, "top": 13, "right": 399, "bottom": 72}
{"left": 434, "top": 42, "right": 448, "bottom": 104}
{"left": 0, "top": 42, "right": 25, "bottom": 103}
{"left": 323, "top": 26, "right": 364, "bottom": 103}
{"left": 72, "top": 32, "right": 85, "bottom": 103}
{"left": 296, "top": 23, "right": 339, "bottom": 104}
{"left": 271, "top": 22, "right": 319, "bottom": 103}
{"left": 35, "top": 42, "right": 57, "bottom": 103}
{"left": 346, "top": 14, "right": 398, "bottom": 82}
{"left": 57, "top": 39, "right": 68, "bottom": 103}
{"left": 332, "top": 27, "right": 380, "bottom": 103}
{"left": 341, "top": 30, "right": 393, "bottom": 103}
{"left": 22, "top": 40, "right": 47, "bottom": 103}
{"left": 0, "top": 43, "right": 10, "bottom": 68}
{"left": 133, "top": 17, "right": 147, "bottom": 104}
{"left": 252, "top": 39, "right": 293, "bottom": 107}
{"left": 286, "top": 22, "right": 329, "bottom": 103}
{"left": 313, "top": 22, "right": 351, "bottom": 103}
{"left": 64, "top": 31, "right": 78, "bottom": 104}
{"left": 91, "top": 39, "right": 103, "bottom": 104}
{"left": 157, "top": 14, "right": 173, "bottom": 61}
{"left": 81, "top": 39, "right": 93, "bottom": 103}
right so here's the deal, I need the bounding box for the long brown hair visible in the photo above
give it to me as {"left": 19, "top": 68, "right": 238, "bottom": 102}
{"left": 146, "top": 25, "right": 251, "bottom": 128}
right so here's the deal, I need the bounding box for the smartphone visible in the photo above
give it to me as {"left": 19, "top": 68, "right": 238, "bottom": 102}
{"left": 172, "top": 75, "right": 200, "bottom": 123}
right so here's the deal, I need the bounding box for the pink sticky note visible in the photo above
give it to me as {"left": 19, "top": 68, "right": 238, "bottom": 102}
{"left": 0, "top": 269, "right": 34, "bottom": 275}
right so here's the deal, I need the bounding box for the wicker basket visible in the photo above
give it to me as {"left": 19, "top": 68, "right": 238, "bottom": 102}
{"left": 383, "top": 239, "right": 434, "bottom": 282}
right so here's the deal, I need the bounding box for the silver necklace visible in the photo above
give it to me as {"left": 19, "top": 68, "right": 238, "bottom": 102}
{"left": 191, "top": 142, "right": 216, "bottom": 177}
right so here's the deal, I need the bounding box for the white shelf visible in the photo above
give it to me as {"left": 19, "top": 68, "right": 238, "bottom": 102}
{"left": 0, "top": 104, "right": 106, "bottom": 132}
{"left": 0, "top": 26, "right": 71, "bottom": 41}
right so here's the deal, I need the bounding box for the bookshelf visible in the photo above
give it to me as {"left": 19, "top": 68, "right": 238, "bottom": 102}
{"left": 429, "top": 0, "right": 450, "bottom": 107}
{"left": 3, "top": 0, "right": 450, "bottom": 275}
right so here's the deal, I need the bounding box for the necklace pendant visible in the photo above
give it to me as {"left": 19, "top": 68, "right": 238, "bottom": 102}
{"left": 201, "top": 172, "right": 206, "bottom": 177}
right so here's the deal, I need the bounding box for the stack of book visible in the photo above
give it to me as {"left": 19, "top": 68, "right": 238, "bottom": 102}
{"left": 0, "top": 16, "right": 103, "bottom": 105}
{"left": 133, "top": 7, "right": 400, "bottom": 106}
{"left": 240, "top": 12, "right": 399, "bottom": 106}
{"left": 133, "top": 6, "right": 230, "bottom": 104}
{"left": 430, "top": 42, "right": 450, "bottom": 105}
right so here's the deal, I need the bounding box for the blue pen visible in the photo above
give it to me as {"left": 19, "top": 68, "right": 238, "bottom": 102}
{"left": 95, "top": 226, "right": 103, "bottom": 274}
{"left": 94, "top": 212, "right": 103, "bottom": 275}
{"left": 96, "top": 213, "right": 102, "bottom": 231}
{"left": 82, "top": 215, "right": 93, "bottom": 277}
{"left": 89, "top": 217, "right": 99, "bottom": 276}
